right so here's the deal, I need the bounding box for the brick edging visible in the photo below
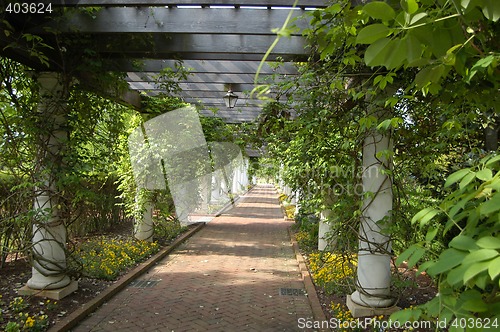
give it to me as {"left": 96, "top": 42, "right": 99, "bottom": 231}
{"left": 288, "top": 227, "right": 329, "bottom": 328}
{"left": 48, "top": 222, "right": 206, "bottom": 332}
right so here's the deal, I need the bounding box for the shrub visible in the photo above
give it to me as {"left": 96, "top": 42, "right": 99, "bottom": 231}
{"left": 153, "top": 215, "right": 187, "bottom": 245}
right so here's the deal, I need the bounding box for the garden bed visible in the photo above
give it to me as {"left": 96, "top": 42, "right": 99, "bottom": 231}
{"left": 292, "top": 228, "right": 438, "bottom": 331}
{"left": 0, "top": 219, "right": 194, "bottom": 331}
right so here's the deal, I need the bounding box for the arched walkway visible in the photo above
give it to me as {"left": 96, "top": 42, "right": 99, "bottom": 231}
{"left": 71, "top": 184, "right": 316, "bottom": 331}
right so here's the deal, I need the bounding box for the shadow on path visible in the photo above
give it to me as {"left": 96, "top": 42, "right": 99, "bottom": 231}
{"left": 72, "top": 184, "right": 315, "bottom": 332}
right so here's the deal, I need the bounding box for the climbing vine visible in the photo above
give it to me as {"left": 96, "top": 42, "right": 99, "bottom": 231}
{"left": 250, "top": 0, "right": 499, "bottom": 325}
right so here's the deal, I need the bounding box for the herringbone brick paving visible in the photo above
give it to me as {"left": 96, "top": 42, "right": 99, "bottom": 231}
{"left": 72, "top": 184, "right": 315, "bottom": 331}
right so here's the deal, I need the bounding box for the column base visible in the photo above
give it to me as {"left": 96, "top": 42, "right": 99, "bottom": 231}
{"left": 347, "top": 294, "right": 399, "bottom": 318}
{"left": 18, "top": 280, "right": 78, "bottom": 300}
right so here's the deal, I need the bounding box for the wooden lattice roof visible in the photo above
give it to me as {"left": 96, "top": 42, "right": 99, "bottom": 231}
{"left": 1, "top": 0, "right": 329, "bottom": 122}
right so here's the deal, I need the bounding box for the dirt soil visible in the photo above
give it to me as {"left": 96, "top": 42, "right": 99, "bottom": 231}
{"left": 0, "top": 261, "right": 114, "bottom": 329}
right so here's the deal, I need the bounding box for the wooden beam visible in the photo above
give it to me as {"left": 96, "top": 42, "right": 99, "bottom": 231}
{"left": 46, "top": 0, "right": 328, "bottom": 8}
{"left": 119, "top": 59, "right": 299, "bottom": 75}
{"left": 129, "top": 81, "right": 258, "bottom": 92}
{"left": 39, "top": 7, "right": 311, "bottom": 35}
{"left": 183, "top": 97, "right": 263, "bottom": 105}
{"left": 127, "top": 72, "right": 283, "bottom": 85}
{"left": 93, "top": 34, "right": 307, "bottom": 59}
{"left": 199, "top": 108, "right": 261, "bottom": 123}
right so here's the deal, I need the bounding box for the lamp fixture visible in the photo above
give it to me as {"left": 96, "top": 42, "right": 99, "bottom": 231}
{"left": 223, "top": 89, "right": 238, "bottom": 108}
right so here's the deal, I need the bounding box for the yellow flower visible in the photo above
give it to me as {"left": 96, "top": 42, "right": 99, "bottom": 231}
{"left": 25, "top": 316, "right": 35, "bottom": 328}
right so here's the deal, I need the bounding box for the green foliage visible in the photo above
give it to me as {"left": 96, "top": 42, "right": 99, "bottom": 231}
{"left": 393, "top": 154, "right": 500, "bottom": 326}
{"left": 252, "top": 0, "right": 499, "bottom": 317}
{"left": 153, "top": 215, "right": 187, "bottom": 245}
{"left": 293, "top": 214, "right": 319, "bottom": 251}
{"left": 354, "top": 0, "right": 500, "bottom": 98}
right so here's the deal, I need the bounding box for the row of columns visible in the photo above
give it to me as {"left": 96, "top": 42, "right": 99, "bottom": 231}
{"left": 134, "top": 152, "right": 251, "bottom": 241}
{"left": 281, "top": 130, "right": 395, "bottom": 314}
{"left": 27, "top": 72, "right": 394, "bottom": 314}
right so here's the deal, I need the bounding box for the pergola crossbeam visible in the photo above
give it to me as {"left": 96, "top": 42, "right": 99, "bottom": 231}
{"left": 46, "top": 0, "right": 328, "bottom": 8}
{"left": 38, "top": 8, "right": 311, "bottom": 35}
{"left": 120, "top": 59, "right": 299, "bottom": 74}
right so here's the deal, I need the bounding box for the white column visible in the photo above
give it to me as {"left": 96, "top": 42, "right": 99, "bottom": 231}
{"left": 211, "top": 173, "right": 222, "bottom": 202}
{"left": 350, "top": 132, "right": 394, "bottom": 308}
{"left": 134, "top": 199, "right": 154, "bottom": 241}
{"left": 318, "top": 209, "right": 334, "bottom": 251}
{"left": 241, "top": 158, "right": 248, "bottom": 189}
{"left": 294, "top": 189, "right": 301, "bottom": 216}
{"left": 27, "top": 73, "right": 71, "bottom": 290}
{"left": 231, "top": 167, "right": 239, "bottom": 195}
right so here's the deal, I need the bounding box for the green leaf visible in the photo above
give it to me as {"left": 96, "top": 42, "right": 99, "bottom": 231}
{"left": 447, "top": 264, "right": 469, "bottom": 286}
{"left": 384, "top": 38, "right": 408, "bottom": 69}
{"left": 480, "top": 0, "right": 500, "bottom": 21}
{"left": 401, "top": 0, "right": 419, "bottom": 14}
{"left": 390, "top": 308, "right": 415, "bottom": 324}
{"left": 472, "top": 55, "right": 495, "bottom": 70}
{"left": 476, "top": 168, "right": 493, "bottom": 181}
{"left": 467, "top": 55, "right": 495, "bottom": 82}
{"left": 365, "top": 37, "right": 391, "bottom": 66}
{"left": 427, "top": 248, "right": 467, "bottom": 276}
{"left": 459, "top": 171, "right": 476, "bottom": 189}
{"left": 377, "top": 119, "right": 392, "bottom": 131}
{"left": 488, "top": 256, "right": 500, "bottom": 279}
{"left": 408, "top": 246, "right": 426, "bottom": 268}
{"left": 395, "top": 244, "right": 419, "bottom": 265}
{"left": 463, "top": 260, "right": 491, "bottom": 284}
{"left": 405, "top": 33, "right": 424, "bottom": 65}
{"left": 444, "top": 168, "right": 472, "bottom": 188}
{"left": 459, "top": 289, "right": 488, "bottom": 312}
{"left": 462, "top": 248, "right": 499, "bottom": 266}
{"left": 476, "top": 236, "right": 500, "bottom": 249}
{"left": 411, "top": 207, "right": 440, "bottom": 226}
{"left": 414, "top": 65, "right": 446, "bottom": 87}
{"left": 484, "top": 154, "right": 500, "bottom": 166}
{"left": 363, "top": 1, "right": 396, "bottom": 21}
{"left": 449, "top": 235, "right": 479, "bottom": 251}
{"left": 417, "top": 260, "right": 434, "bottom": 274}
{"left": 480, "top": 193, "right": 500, "bottom": 215}
{"left": 356, "top": 24, "right": 391, "bottom": 44}
{"left": 409, "top": 12, "right": 428, "bottom": 26}
{"left": 460, "top": 0, "right": 472, "bottom": 10}
{"left": 396, "top": 244, "right": 425, "bottom": 267}
{"left": 425, "top": 226, "right": 439, "bottom": 242}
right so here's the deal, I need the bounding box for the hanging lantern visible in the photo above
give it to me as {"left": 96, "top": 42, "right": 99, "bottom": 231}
{"left": 223, "top": 89, "right": 238, "bottom": 108}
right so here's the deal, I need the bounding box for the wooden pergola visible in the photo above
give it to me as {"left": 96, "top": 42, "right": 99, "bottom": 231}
{"left": 1, "top": 0, "right": 328, "bottom": 123}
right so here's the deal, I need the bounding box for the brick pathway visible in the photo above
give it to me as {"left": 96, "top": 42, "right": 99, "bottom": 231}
{"left": 72, "top": 184, "right": 315, "bottom": 331}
